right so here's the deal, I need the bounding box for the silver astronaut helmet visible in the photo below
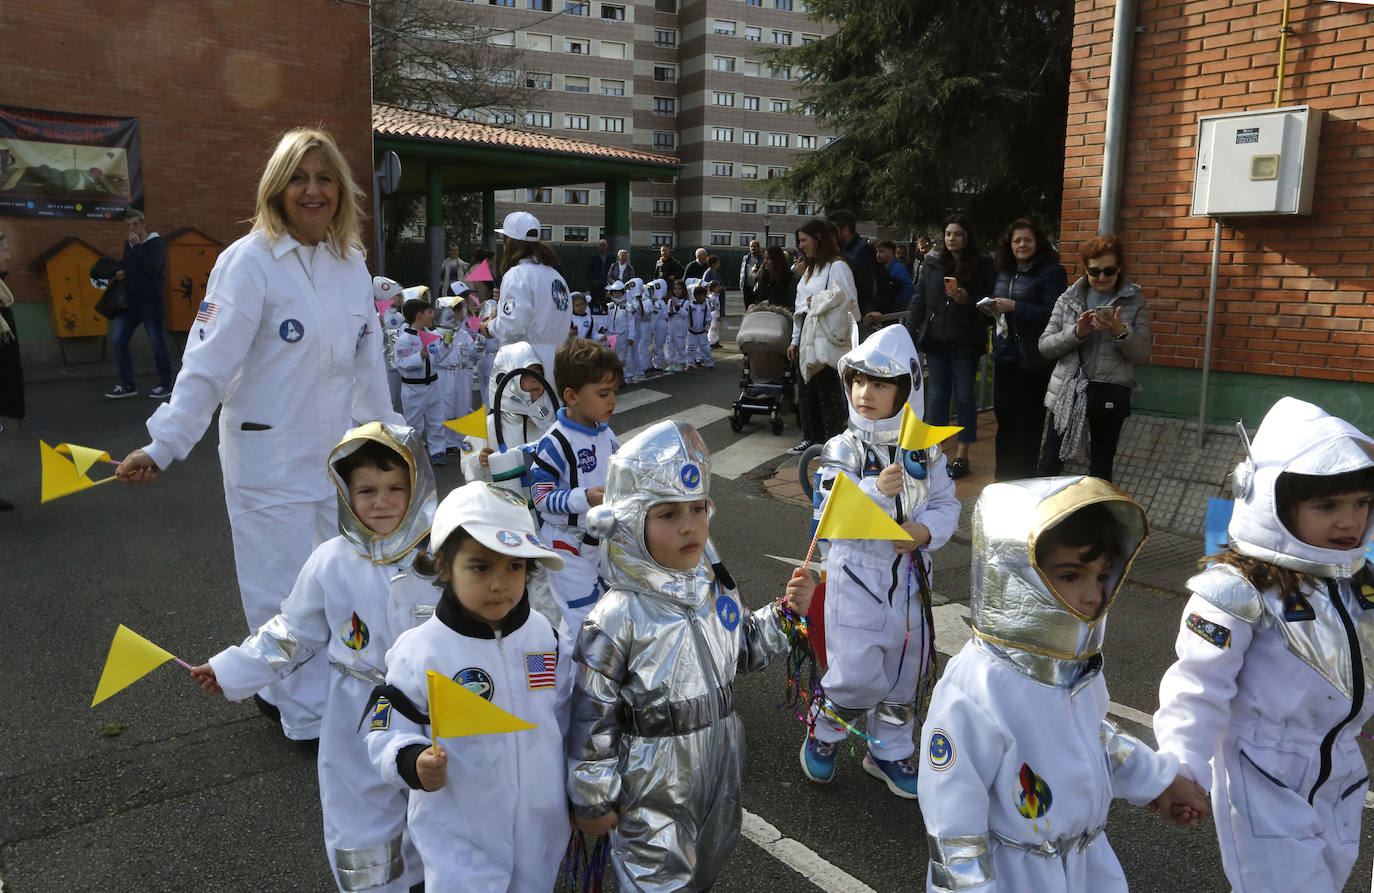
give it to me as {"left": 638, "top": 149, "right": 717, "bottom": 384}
{"left": 585, "top": 420, "right": 715, "bottom": 602}
{"left": 971, "top": 476, "right": 1148, "bottom": 663}
{"left": 490, "top": 341, "right": 555, "bottom": 426}
{"left": 836, "top": 323, "right": 922, "bottom": 445}
{"left": 1229, "top": 397, "right": 1374, "bottom": 577}
{"left": 327, "top": 422, "right": 438, "bottom": 565}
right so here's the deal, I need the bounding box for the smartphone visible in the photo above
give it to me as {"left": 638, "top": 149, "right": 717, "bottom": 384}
{"left": 943, "top": 276, "right": 958, "bottom": 293}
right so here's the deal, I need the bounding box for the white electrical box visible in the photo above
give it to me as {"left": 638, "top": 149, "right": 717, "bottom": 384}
{"left": 1191, "top": 105, "right": 1322, "bottom": 217}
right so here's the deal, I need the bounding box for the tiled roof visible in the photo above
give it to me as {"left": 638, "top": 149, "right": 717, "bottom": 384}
{"left": 373, "top": 103, "right": 679, "bottom": 168}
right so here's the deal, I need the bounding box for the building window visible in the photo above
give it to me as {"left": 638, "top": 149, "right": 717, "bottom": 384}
{"left": 767, "top": 201, "right": 788, "bottom": 214}
{"left": 564, "top": 75, "right": 590, "bottom": 93}
{"left": 769, "top": 98, "right": 789, "bottom": 113}
{"left": 652, "top": 199, "right": 674, "bottom": 216}
{"left": 526, "top": 33, "right": 553, "bottom": 51}
{"left": 527, "top": 188, "right": 552, "bottom": 202}
{"left": 653, "top": 131, "right": 676, "bottom": 150}
{"left": 540, "top": 226, "right": 553, "bottom": 241}
{"left": 566, "top": 38, "right": 589, "bottom": 54}
{"left": 769, "top": 65, "right": 790, "bottom": 79}
{"left": 600, "top": 3, "right": 625, "bottom": 19}
{"left": 742, "top": 95, "right": 760, "bottom": 111}
{"left": 772, "top": 30, "right": 792, "bottom": 45}
{"left": 599, "top": 40, "right": 626, "bottom": 59}
{"left": 565, "top": 114, "right": 590, "bottom": 130}
{"left": 712, "top": 91, "right": 735, "bottom": 107}
{"left": 713, "top": 56, "right": 736, "bottom": 72}
{"left": 740, "top": 200, "right": 757, "bottom": 213}
{"left": 774, "top": 0, "right": 792, "bottom": 8}
{"left": 741, "top": 164, "right": 758, "bottom": 180}
{"left": 801, "top": 33, "right": 820, "bottom": 45}
{"left": 745, "top": 0, "right": 761, "bottom": 5}
{"left": 799, "top": 134, "right": 817, "bottom": 149}
{"left": 490, "top": 69, "right": 518, "bottom": 85}
{"left": 528, "top": 0, "right": 552, "bottom": 8}
{"left": 524, "top": 111, "right": 552, "bottom": 127}
{"left": 653, "top": 96, "right": 676, "bottom": 115}
{"left": 653, "top": 64, "right": 677, "bottom": 82}
{"left": 767, "top": 166, "right": 788, "bottom": 179}
{"left": 742, "top": 130, "right": 758, "bottom": 145}
{"left": 565, "top": 0, "right": 588, "bottom": 12}
{"left": 710, "top": 161, "right": 734, "bottom": 176}
{"left": 709, "top": 196, "right": 733, "bottom": 212}
{"left": 798, "top": 103, "right": 815, "bottom": 117}
{"left": 526, "top": 71, "right": 553, "bottom": 89}
{"left": 600, "top": 78, "right": 625, "bottom": 95}
{"left": 710, "top": 232, "right": 732, "bottom": 246}
{"left": 599, "top": 190, "right": 606, "bottom": 206}
{"left": 600, "top": 116, "right": 624, "bottom": 133}
{"left": 564, "top": 226, "right": 590, "bottom": 242}
{"left": 565, "top": 189, "right": 590, "bottom": 204}
{"left": 490, "top": 0, "right": 515, "bottom": 5}
{"left": 653, "top": 0, "right": 675, "bottom": 11}
{"left": 712, "top": 19, "right": 736, "bottom": 36}
{"left": 654, "top": 28, "right": 677, "bottom": 46}
{"left": 712, "top": 127, "right": 734, "bottom": 142}
{"left": 742, "top": 60, "right": 760, "bottom": 77}
{"left": 767, "top": 233, "right": 787, "bottom": 247}
{"left": 652, "top": 232, "right": 674, "bottom": 246}
{"left": 796, "top": 202, "right": 814, "bottom": 215}
{"left": 487, "top": 109, "right": 516, "bottom": 124}
{"left": 768, "top": 132, "right": 789, "bottom": 148}
{"left": 744, "top": 25, "right": 761, "bottom": 40}
{"left": 739, "top": 232, "right": 757, "bottom": 246}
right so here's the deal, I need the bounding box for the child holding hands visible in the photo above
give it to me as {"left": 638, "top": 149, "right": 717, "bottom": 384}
{"left": 919, "top": 477, "right": 1207, "bottom": 893}
{"left": 566, "top": 419, "right": 816, "bottom": 891}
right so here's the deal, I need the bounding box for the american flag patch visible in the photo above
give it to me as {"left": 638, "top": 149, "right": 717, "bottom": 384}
{"left": 195, "top": 301, "right": 219, "bottom": 325}
{"left": 525, "top": 652, "right": 556, "bottom": 689}
{"left": 532, "top": 482, "right": 555, "bottom": 505}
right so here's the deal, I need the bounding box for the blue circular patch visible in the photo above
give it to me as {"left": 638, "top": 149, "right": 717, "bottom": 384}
{"left": 495, "top": 529, "right": 522, "bottom": 547}
{"left": 453, "top": 667, "right": 493, "bottom": 701}
{"left": 459, "top": 438, "right": 475, "bottom": 453}
{"left": 279, "top": 319, "right": 305, "bottom": 343}
{"left": 681, "top": 463, "right": 701, "bottom": 489}
{"left": 340, "top": 612, "right": 369, "bottom": 651}
{"left": 900, "top": 449, "right": 928, "bottom": 480}
{"left": 715, "top": 594, "right": 741, "bottom": 631}
{"left": 929, "top": 729, "right": 955, "bottom": 771}
{"left": 526, "top": 533, "right": 544, "bottom": 548}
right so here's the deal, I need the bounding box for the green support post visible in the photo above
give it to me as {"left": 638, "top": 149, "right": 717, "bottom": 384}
{"left": 483, "top": 189, "right": 497, "bottom": 253}
{"left": 604, "top": 178, "right": 631, "bottom": 253}
{"left": 427, "top": 163, "right": 444, "bottom": 295}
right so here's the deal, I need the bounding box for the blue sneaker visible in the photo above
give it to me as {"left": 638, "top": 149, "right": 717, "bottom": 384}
{"left": 800, "top": 734, "right": 837, "bottom": 784}
{"left": 863, "top": 753, "right": 920, "bottom": 799}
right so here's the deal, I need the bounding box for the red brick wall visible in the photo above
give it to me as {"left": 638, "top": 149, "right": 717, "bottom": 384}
{"left": 1062, "top": 0, "right": 1374, "bottom": 384}
{"left": 0, "top": 0, "right": 374, "bottom": 317}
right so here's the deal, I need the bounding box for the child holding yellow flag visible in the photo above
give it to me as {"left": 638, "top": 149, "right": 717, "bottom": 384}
{"left": 801, "top": 324, "right": 961, "bottom": 798}
{"left": 364, "top": 481, "right": 571, "bottom": 892}
{"left": 189, "top": 422, "right": 438, "bottom": 893}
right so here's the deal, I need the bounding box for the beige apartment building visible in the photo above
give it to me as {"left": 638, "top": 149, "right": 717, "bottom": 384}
{"left": 466, "top": 0, "right": 836, "bottom": 254}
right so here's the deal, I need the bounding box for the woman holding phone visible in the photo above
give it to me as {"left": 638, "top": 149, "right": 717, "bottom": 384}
{"left": 1035, "top": 233, "right": 1151, "bottom": 482}
{"left": 904, "top": 214, "right": 995, "bottom": 479}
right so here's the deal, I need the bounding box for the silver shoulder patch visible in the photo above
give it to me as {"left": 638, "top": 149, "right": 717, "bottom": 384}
{"left": 1187, "top": 565, "right": 1263, "bottom": 624}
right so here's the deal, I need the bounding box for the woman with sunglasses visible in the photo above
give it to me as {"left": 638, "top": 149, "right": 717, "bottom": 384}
{"left": 1035, "top": 234, "right": 1151, "bottom": 482}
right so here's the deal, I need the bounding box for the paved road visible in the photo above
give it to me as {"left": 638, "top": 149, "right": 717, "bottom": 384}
{"left": 3, "top": 354, "right": 1373, "bottom": 892}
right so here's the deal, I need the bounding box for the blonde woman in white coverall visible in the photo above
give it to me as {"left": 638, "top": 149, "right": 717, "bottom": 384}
{"left": 116, "top": 129, "right": 401, "bottom": 740}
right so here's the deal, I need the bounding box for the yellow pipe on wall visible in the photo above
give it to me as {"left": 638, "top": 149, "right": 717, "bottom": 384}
{"left": 1275, "top": 0, "right": 1293, "bottom": 107}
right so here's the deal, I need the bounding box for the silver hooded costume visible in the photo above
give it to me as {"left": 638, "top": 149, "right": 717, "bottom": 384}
{"left": 809, "top": 324, "right": 960, "bottom": 759}
{"left": 918, "top": 476, "right": 1176, "bottom": 893}
{"left": 208, "top": 422, "right": 438, "bottom": 892}
{"left": 566, "top": 420, "right": 796, "bottom": 892}
{"left": 1155, "top": 397, "right": 1374, "bottom": 891}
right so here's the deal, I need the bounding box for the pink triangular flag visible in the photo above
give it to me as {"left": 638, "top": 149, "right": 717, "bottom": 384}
{"left": 466, "top": 316, "right": 482, "bottom": 334}
{"left": 606, "top": 334, "right": 618, "bottom": 349}
{"left": 375, "top": 299, "right": 392, "bottom": 315}
{"left": 466, "top": 260, "right": 493, "bottom": 282}
{"left": 419, "top": 330, "right": 441, "bottom": 347}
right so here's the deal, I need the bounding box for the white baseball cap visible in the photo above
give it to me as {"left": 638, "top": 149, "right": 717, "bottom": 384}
{"left": 449, "top": 281, "right": 471, "bottom": 297}
{"left": 495, "top": 210, "right": 542, "bottom": 242}
{"left": 373, "top": 276, "right": 401, "bottom": 302}
{"left": 431, "top": 482, "right": 564, "bottom": 569}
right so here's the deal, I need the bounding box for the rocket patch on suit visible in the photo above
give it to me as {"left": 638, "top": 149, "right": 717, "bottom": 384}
{"left": 495, "top": 529, "right": 523, "bottom": 547}
{"left": 681, "top": 463, "right": 701, "bottom": 489}
{"left": 1186, "top": 612, "right": 1231, "bottom": 649}
{"left": 369, "top": 697, "right": 393, "bottom": 731}
{"left": 716, "top": 594, "right": 741, "bottom": 631}
{"left": 341, "top": 612, "right": 370, "bottom": 651}
{"left": 453, "top": 667, "right": 494, "bottom": 701}
{"left": 928, "top": 730, "right": 955, "bottom": 771}
{"left": 279, "top": 319, "right": 305, "bottom": 343}
{"left": 1282, "top": 592, "right": 1316, "bottom": 622}
{"left": 1015, "top": 763, "right": 1053, "bottom": 819}
{"left": 862, "top": 447, "right": 884, "bottom": 476}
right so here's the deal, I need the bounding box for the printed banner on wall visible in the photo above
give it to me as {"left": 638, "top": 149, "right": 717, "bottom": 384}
{"left": 0, "top": 105, "right": 142, "bottom": 220}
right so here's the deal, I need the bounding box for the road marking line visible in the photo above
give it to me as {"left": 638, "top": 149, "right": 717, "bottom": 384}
{"left": 713, "top": 429, "right": 794, "bottom": 480}
{"left": 741, "top": 809, "right": 878, "bottom": 893}
{"left": 620, "top": 403, "right": 731, "bottom": 441}
{"left": 614, "top": 388, "right": 670, "bottom": 414}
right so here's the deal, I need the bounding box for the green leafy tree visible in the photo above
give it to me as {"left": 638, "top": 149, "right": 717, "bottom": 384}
{"left": 771, "top": 0, "right": 1074, "bottom": 238}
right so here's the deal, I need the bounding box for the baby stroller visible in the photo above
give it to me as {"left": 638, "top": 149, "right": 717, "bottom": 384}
{"left": 729, "top": 304, "right": 797, "bottom": 435}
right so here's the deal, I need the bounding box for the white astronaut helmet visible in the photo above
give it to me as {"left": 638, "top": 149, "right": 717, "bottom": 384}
{"left": 490, "top": 341, "right": 554, "bottom": 428}
{"left": 328, "top": 422, "right": 438, "bottom": 565}
{"left": 836, "top": 323, "right": 921, "bottom": 444}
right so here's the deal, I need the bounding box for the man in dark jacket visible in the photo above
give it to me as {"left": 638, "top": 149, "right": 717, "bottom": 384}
{"left": 587, "top": 239, "right": 613, "bottom": 308}
{"left": 106, "top": 208, "right": 173, "bottom": 399}
{"left": 827, "top": 210, "right": 880, "bottom": 315}
{"left": 654, "top": 245, "right": 684, "bottom": 286}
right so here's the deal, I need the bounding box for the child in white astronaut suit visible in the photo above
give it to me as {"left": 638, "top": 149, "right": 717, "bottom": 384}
{"left": 433, "top": 294, "right": 474, "bottom": 455}
{"left": 374, "top": 276, "right": 406, "bottom": 410}
{"left": 918, "top": 477, "right": 1207, "bottom": 893}
{"left": 664, "top": 279, "right": 690, "bottom": 373}
{"left": 1154, "top": 396, "right": 1374, "bottom": 893}
{"left": 365, "top": 481, "right": 571, "bottom": 893}
{"left": 685, "top": 283, "right": 713, "bottom": 368}
{"left": 191, "top": 423, "right": 438, "bottom": 893}
{"left": 394, "top": 297, "right": 454, "bottom": 464}
{"left": 799, "top": 324, "right": 960, "bottom": 798}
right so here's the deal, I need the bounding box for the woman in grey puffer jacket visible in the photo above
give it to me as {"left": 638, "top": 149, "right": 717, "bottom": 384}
{"left": 1035, "top": 234, "right": 1150, "bottom": 483}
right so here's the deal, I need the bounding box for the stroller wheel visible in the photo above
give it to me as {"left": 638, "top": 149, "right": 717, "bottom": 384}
{"left": 729, "top": 414, "right": 744, "bottom": 433}
{"left": 771, "top": 418, "right": 784, "bottom": 435}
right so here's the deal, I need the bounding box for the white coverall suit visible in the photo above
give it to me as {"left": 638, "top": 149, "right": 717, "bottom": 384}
{"left": 1154, "top": 396, "right": 1374, "bottom": 892}
{"left": 665, "top": 296, "right": 689, "bottom": 370}
{"left": 810, "top": 325, "right": 960, "bottom": 759}
{"left": 918, "top": 476, "right": 1176, "bottom": 893}
{"left": 685, "top": 299, "right": 712, "bottom": 367}
{"left": 433, "top": 314, "right": 474, "bottom": 453}
{"left": 208, "top": 423, "right": 437, "bottom": 892}
{"left": 489, "top": 257, "right": 572, "bottom": 392}
{"left": 394, "top": 326, "right": 454, "bottom": 457}
{"left": 143, "top": 232, "right": 400, "bottom": 739}
{"left": 650, "top": 291, "right": 668, "bottom": 370}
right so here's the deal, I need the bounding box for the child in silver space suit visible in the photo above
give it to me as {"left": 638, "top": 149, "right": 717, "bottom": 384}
{"left": 918, "top": 477, "right": 1207, "bottom": 893}
{"left": 566, "top": 420, "right": 816, "bottom": 892}
{"left": 1155, "top": 397, "right": 1374, "bottom": 892}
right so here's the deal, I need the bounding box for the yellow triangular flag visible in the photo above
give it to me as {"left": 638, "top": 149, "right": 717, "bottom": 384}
{"left": 815, "top": 473, "right": 914, "bottom": 542}
{"left": 426, "top": 670, "right": 537, "bottom": 738}
{"left": 91, "top": 624, "right": 176, "bottom": 706}
{"left": 898, "top": 405, "right": 963, "bottom": 452}
{"left": 443, "top": 405, "right": 488, "bottom": 440}
{"left": 40, "top": 439, "right": 113, "bottom": 504}
{"left": 56, "top": 442, "right": 114, "bottom": 478}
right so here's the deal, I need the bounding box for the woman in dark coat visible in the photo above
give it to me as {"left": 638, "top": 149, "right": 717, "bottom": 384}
{"left": 751, "top": 245, "right": 796, "bottom": 307}
{"left": 987, "top": 218, "right": 1067, "bottom": 480}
